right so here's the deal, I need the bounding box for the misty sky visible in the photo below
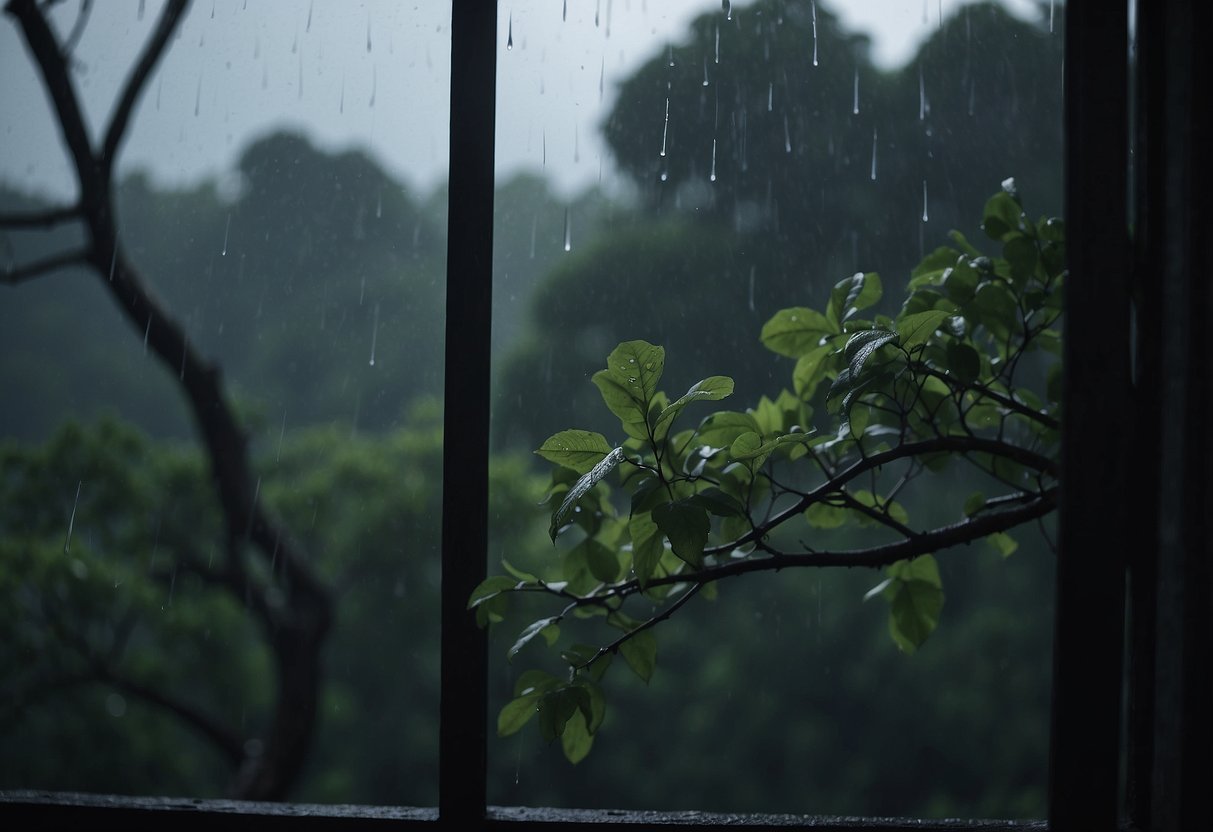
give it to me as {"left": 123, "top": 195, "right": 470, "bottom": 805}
{"left": 0, "top": 0, "right": 1048, "bottom": 202}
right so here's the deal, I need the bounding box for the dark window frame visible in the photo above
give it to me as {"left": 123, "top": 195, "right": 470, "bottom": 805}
{"left": 3, "top": 1, "right": 1210, "bottom": 829}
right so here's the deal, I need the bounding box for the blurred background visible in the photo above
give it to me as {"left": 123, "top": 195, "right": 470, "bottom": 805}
{"left": 0, "top": 0, "right": 1062, "bottom": 818}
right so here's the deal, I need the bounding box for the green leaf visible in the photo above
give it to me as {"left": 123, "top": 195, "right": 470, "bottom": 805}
{"left": 963, "top": 491, "right": 986, "bottom": 517}
{"left": 654, "top": 376, "right": 734, "bottom": 436}
{"left": 603, "top": 340, "right": 665, "bottom": 399}
{"left": 896, "top": 310, "right": 949, "bottom": 351}
{"left": 467, "top": 575, "right": 517, "bottom": 609}
{"left": 508, "top": 616, "right": 561, "bottom": 660}
{"left": 843, "top": 328, "right": 899, "bottom": 378}
{"left": 910, "top": 246, "right": 960, "bottom": 285}
{"left": 792, "top": 344, "right": 835, "bottom": 400}
{"left": 560, "top": 710, "right": 594, "bottom": 764}
{"left": 805, "top": 501, "right": 847, "bottom": 529}
{"left": 988, "top": 531, "right": 1018, "bottom": 558}
{"left": 690, "top": 487, "right": 746, "bottom": 517}
{"left": 549, "top": 447, "right": 624, "bottom": 541}
{"left": 884, "top": 555, "right": 945, "bottom": 654}
{"left": 629, "top": 513, "right": 663, "bottom": 588}
{"left": 945, "top": 340, "right": 981, "bottom": 384}
{"left": 761, "top": 307, "right": 836, "bottom": 358}
{"left": 695, "top": 410, "right": 761, "bottom": 449}
{"left": 537, "top": 688, "right": 581, "bottom": 743}
{"left": 653, "top": 501, "right": 710, "bottom": 568}
{"left": 514, "top": 669, "right": 561, "bottom": 698}
{"left": 828, "top": 272, "right": 883, "bottom": 326}
{"left": 1003, "top": 236, "right": 1039, "bottom": 287}
{"left": 578, "top": 538, "right": 621, "bottom": 583}
{"left": 535, "top": 430, "right": 614, "bottom": 474}
{"left": 982, "top": 191, "right": 1024, "bottom": 240}
{"left": 592, "top": 372, "right": 649, "bottom": 440}
{"left": 618, "top": 629, "right": 657, "bottom": 683}
{"left": 497, "top": 694, "right": 540, "bottom": 737}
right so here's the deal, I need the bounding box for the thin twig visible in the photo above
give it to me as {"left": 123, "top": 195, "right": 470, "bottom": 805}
{"left": 2, "top": 247, "right": 88, "bottom": 283}
{"left": 0, "top": 204, "right": 80, "bottom": 227}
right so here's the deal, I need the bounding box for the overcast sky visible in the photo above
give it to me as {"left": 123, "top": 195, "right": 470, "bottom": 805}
{"left": 0, "top": 0, "right": 1048, "bottom": 202}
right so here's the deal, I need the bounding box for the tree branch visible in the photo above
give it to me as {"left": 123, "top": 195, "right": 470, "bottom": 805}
{"left": 577, "top": 583, "right": 702, "bottom": 672}
{"left": 2, "top": 247, "right": 87, "bottom": 283}
{"left": 100, "top": 0, "right": 188, "bottom": 180}
{"left": 60, "top": 0, "right": 91, "bottom": 56}
{"left": 0, "top": 204, "right": 80, "bottom": 228}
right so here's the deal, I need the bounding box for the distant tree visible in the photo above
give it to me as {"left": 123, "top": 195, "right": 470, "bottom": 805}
{"left": 0, "top": 0, "right": 329, "bottom": 800}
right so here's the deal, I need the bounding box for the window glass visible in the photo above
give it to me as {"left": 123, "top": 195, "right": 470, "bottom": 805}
{"left": 0, "top": 0, "right": 449, "bottom": 806}
{"left": 488, "top": 0, "right": 1062, "bottom": 817}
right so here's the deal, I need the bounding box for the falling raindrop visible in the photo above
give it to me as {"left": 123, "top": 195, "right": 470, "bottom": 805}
{"left": 261, "top": 63, "right": 268, "bottom": 90}
{"left": 366, "top": 11, "right": 372, "bottom": 52}
{"left": 767, "top": 81, "right": 773, "bottom": 111}
{"left": 810, "top": 1, "right": 818, "bottom": 66}
{"left": 852, "top": 67, "right": 859, "bottom": 114}
{"left": 194, "top": 74, "right": 202, "bottom": 116}
{"left": 747, "top": 265, "right": 756, "bottom": 312}
{"left": 143, "top": 317, "right": 151, "bottom": 353}
{"left": 922, "top": 180, "right": 929, "bottom": 222}
{"left": 339, "top": 75, "right": 345, "bottom": 113}
{"left": 715, "top": 24, "right": 720, "bottom": 63}
{"left": 180, "top": 333, "right": 188, "bottom": 380}
{"left": 723, "top": 0, "right": 732, "bottom": 18}
{"left": 709, "top": 138, "right": 717, "bottom": 182}
{"left": 542, "top": 129, "right": 546, "bottom": 167}
{"left": 563, "top": 0, "right": 567, "bottom": 22}
{"left": 298, "top": 53, "right": 303, "bottom": 100}
{"left": 222, "top": 213, "right": 230, "bottom": 255}
{"left": 599, "top": 56, "right": 605, "bottom": 101}
{"left": 291, "top": 23, "right": 298, "bottom": 54}
{"left": 306, "top": 0, "right": 313, "bottom": 32}
{"left": 668, "top": 44, "right": 675, "bottom": 67}
{"left": 108, "top": 245, "right": 117, "bottom": 281}
{"left": 870, "top": 127, "right": 878, "bottom": 180}
{"left": 506, "top": 12, "right": 512, "bottom": 50}
{"left": 702, "top": 57, "right": 709, "bottom": 86}
{"left": 64, "top": 481, "right": 82, "bottom": 553}
{"left": 253, "top": 34, "right": 260, "bottom": 59}
{"left": 376, "top": 189, "right": 382, "bottom": 219}
{"left": 938, "top": 0, "right": 943, "bottom": 30}
{"left": 783, "top": 112, "right": 792, "bottom": 153}
{"left": 370, "top": 64, "right": 376, "bottom": 107}
{"left": 1050, "top": 0, "right": 1055, "bottom": 33}
{"left": 276, "top": 410, "right": 287, "bottom": 462}
{"left": 369, "top": 302, "right": 380, "bottom": 366}
{"left": 595, "top": 0, "right": 600, "bottom": 27}
{"left": 137, "top": 0, "right": 145, "bottom": 21}
{"left": 659, "top": 97, "right": 669, "bottom": 157}
{"left": 919, "top": 63, "right": 926, "bottom": 120}
{"left": 563, "top": 209, "right": 572, "bottom": 252}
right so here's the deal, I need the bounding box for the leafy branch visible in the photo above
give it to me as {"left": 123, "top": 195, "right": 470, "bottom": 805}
{"left": 473, "top": 181, "right": 1064, "bottom": 764}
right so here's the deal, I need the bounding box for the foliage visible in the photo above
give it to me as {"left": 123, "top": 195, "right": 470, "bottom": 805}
{"left": 476, "top": 182, "right": 1063, "bottom": 763}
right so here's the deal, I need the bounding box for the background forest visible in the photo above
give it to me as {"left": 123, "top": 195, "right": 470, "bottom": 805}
{"left": 0, "top": 0, "right": 1062, "bottom": 819}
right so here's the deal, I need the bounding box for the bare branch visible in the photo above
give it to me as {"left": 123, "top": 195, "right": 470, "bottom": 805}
{"left": 0, "top": 204, "right": 80, "bottom": 228}
{"left": 576, "top": 583, "right": 702, "bottom": 672}
{"left": 100, "top": 0, "right": 189, "bottom": 179}
{"left": 60, "top": 0, "right": 91, "bottom": 55}
{"left": 2, "top": 246, "right": 87, "bottom": 284}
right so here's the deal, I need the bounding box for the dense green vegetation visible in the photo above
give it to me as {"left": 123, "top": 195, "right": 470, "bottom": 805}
{"left": 0, "top": 0, "right": 1062, "bottom": 819}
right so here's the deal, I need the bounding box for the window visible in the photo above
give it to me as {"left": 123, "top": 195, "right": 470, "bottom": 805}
{"left": 3, "top": 1, "right": 1211, "bottom": 830}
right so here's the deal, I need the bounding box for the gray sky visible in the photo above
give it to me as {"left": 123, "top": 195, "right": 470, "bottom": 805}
{"left": 0, "top": 0, "right": 1046, "bottom": 202}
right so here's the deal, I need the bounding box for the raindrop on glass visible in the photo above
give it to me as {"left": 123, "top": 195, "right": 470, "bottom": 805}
{"left": 659, "top": 97, "right": 669, "bottom": 157}
{"left": 870, "top": 128, "right": 878, "bottom": 180}
{"left": 64, "top": 480, "right": 82, "bottom": 553}
{"left": 811, "top": 1, "right": 818, "bottom": 66}
{"left": 369, "top": 302, "right": 380, "bottom": 366}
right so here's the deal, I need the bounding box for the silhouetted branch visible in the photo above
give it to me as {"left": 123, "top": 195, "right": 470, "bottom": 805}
{"left": 101, "top": 0, "right": 187, "bottom": 179}
{"left": 2, "top": 247, "right": 87, "bottom": 283}
{"left": 0, "top": 204, "right": 80, "bottom": 227}
{"left": 60, "top": 0, "right": 91, "bottom": 55}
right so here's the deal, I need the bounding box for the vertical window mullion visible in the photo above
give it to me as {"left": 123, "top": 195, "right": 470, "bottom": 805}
{"left": 1051, "top": 0, "right": 1131, "bottom": 829}
{"left": 440, "top": 0, "right": 497, "bottom": 825}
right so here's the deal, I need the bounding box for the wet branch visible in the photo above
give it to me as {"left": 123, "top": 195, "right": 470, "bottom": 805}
{"left": 0, "top": 204, "right": 80, "bottom": 227}
{"left": 1, "top": 247, "right": 87, "bottom": 284}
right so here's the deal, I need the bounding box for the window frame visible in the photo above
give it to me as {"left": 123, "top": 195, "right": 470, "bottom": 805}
{"left": 3, "top": 1, "right": 1210, "bottom": 829}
